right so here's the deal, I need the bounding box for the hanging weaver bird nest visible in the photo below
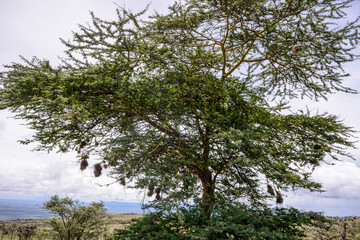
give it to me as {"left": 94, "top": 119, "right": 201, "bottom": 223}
{"left": 267, "top": 184, "right": 275, "bottom": 196}
{"left": 76, "top": 140, "right": 88, "bottom": 153}
{"left": 119, "top": 177, "right": 126, "bottom": 186}
{"left": 147, "top": 184, "right": 155, "bottom": 197}
{"left": 155, "top": 188, "right": 161, "bottom": 200}
{"left": 80, "top": 159, "right": 88, "bottom": 171}
{"left": 94, "top": 163, "right": 102, "bottom": 177}
{"left": 276, "top": 191, "right": 284, "bottom": 204}
{"left": 79, "top": 141, "right": 87, "bottom": 150}
{"left": 310, "top": 160, "right": 320, "bottom": 166}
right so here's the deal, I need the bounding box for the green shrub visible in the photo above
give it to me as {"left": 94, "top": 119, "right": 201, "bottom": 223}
{"left": 16, "top": 224, "right": 37, "bottom": 240}
{"left": 110, "top": 204, "right": 321, "bottom": 240}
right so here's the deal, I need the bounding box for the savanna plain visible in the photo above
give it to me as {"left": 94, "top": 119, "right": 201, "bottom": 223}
{"left": 1, "top": 214, "right": 360, "bottom": 240}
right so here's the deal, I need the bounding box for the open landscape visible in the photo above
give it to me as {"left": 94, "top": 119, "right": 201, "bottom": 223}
{"left": 0, "top": 214, "right": 142, "bottom": 240}
{"left": 1, "top": 0, "right": 359, "bottom": 239}
{"left": 0, "top": 199, "right": 143, "bottom": 221}
{"left": 1, "top": 214, "right": 359, "bottom": 240}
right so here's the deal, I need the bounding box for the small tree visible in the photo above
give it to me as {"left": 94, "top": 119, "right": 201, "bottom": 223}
{"left": 0, "top": 222, "right": 8, "bottom": 240}
{"left": 43, "top": 195, "right": 109, "bottom": 240}
{"left": 7, "top": 223, "right": 17, "bottom": 240}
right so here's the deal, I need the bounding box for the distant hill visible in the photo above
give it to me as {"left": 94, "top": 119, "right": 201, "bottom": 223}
{"left": 0, "top": 198, "right": 143, "bottom": 221}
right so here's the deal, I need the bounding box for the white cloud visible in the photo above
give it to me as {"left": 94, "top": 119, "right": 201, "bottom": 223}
{"left": 0, "top": 111, "right": 141, "bottom": 203}
{"left": 0, "top": 145, "right": 142, "bottom": 202}
{"left": 285, "top": 193, "right": 360, "bottom": 217}
{"left": 313, "top": 161, "right": 360, "bottom": 199}
{"left": 285, "top": 161, "right": 360, "bottom": 216}
{"left": 0, "top": 120, "right": 5, "bottom": 132}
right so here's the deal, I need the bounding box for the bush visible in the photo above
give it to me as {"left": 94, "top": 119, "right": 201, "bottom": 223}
{"left": 16, "top": 224, "right": 37, "bottom": 240}
{"left": 110, "top": 204, "right": 320, "bottom": 240}
{"left": 43, "top": 195, "right": 110, "bottom": 240}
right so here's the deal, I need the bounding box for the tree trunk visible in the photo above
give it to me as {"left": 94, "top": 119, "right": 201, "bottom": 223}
{"left": 199, "top": 170, "right": 216, "bottom": 220}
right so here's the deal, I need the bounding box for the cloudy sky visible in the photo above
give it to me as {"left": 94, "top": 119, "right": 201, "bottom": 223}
{"left": 0, "top": 0, "right": 359, "bottom": 216}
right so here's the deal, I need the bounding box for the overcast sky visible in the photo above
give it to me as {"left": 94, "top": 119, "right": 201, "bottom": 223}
{"left": 0, "top": 0, "right": 359, "bottom": 216}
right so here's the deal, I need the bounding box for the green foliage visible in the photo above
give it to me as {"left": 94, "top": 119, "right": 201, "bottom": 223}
{"left": 0, "top": 222, "right": 37, "bottom": 240}
{"left": 110, "top": 204, "right": 320, "bottom": 240}
{"left": 16, "top": 224, "right": 37, "bottom": 240}
{"left": 43, "top": 195, "right": 109, "bottom": 240}
{"left": 0, "top": 222, "right": 10, "bottom": 239}
{"left": 6, "top": 222, "right": 17, "bottom": 239}
{"left": 0, "top": 0, "right": 359, "bottom": 218}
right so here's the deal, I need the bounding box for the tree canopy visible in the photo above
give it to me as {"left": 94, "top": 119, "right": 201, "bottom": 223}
{"left": 1, "top": 0, "right": 359, "bottom": 217}
{"left": 43, "top": 195, "right": 109, "bottom": 240}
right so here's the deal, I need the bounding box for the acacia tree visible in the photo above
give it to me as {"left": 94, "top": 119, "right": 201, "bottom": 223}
{"left": 43, "top": 195, "right": 109, "bottom": 240}
{"left": 0, "top": 0, "right": 359, "bottom": 218}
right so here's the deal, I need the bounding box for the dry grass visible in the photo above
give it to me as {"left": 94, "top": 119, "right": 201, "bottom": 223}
{"left": 106, "top": 213, "right": 143, "bottom": 231}
{"left": 2, "top": 214, "right": 360, "bottom": 240}
{"left": 0, "top": 214, "right": 143, "bottom": 240}
{"left": 304, "top": 216, "right": 360, "bottom": 240}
